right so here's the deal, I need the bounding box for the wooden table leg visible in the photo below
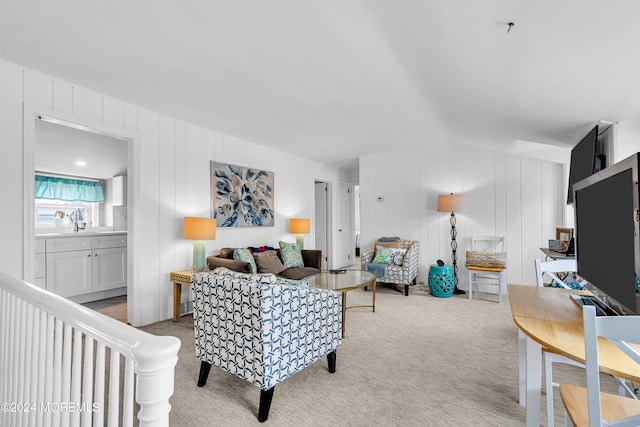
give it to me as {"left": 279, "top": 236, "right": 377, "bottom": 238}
{"left": 173, "top": 282, "right": 182, "bottom": 322}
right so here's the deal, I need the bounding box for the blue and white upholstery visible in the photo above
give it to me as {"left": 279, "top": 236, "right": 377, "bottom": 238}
{"left": 360, "top": 239, "right": 419, "bottom": 296}
{"left": 192, "top": 267, "right": 342, "bottom": 422}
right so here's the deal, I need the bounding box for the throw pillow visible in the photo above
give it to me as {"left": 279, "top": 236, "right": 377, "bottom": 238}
{"left": 376, "top": 241, "right": 402, "bottom": 249}
{"left": 378, "top": 236, "right": 400, "bottom": 242}
{"left": 253, "top": 250, "right": 286, "bottom": 275}
{"left": 465, "top": 251, "right": 507, "bottom": 268}
{"left": 233, "top": 248, "right": 258, "bottom": 274}
{"left": 279, "top": 241, "right": 304, "bottom": 268}
{"left": 372, "top": 245, "right": 407, "bottom": 266}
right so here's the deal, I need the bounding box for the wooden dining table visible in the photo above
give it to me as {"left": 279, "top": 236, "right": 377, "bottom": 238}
{"left": 508, "top": 284, "right": 640, "bottom": 426}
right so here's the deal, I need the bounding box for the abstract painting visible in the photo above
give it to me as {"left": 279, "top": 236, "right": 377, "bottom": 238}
{"left": 210, "top": 161, "right": 275, "bottom": 227}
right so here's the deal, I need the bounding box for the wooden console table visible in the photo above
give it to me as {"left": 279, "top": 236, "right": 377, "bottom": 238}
{"left": 508, "top": 284, "right": 640, "bottom": 426}
{"left": 170, "top": 270, "right": 194, "bottom": 322}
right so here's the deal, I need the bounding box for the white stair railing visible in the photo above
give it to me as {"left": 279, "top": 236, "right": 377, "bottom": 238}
{"left": 0, "top": 272, "right": 181, "bottom": 427}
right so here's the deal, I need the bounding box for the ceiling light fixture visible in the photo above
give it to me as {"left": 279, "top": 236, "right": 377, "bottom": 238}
{"left": 507, "top": 22, "right": 515, "bottom": 33}
{"left": 75, "top": 160, "right": 86, "bottom": 166}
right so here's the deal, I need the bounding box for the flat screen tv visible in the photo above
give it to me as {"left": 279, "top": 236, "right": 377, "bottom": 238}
{"left": 567, "top": 125, "right": 599, "bottom": 205}
{"left": 573, "top": 152, "right": 640, "bottom": 315}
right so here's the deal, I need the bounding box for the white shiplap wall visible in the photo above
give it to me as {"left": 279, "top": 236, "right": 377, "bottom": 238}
{"left": 0, "top": 58, "right": 347, "bottom": 326}
{"left": 360, "top": 146, "right": 565, "bottom": 291}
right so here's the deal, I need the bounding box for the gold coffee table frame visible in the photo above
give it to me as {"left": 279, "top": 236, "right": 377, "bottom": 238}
{"left": 305, "top": 270, "right": 376, "bottom": 338}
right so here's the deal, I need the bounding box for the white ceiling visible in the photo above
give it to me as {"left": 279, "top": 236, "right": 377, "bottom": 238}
{"left": 4, "top": 1, "right": 640, "bottom": 168}
{"left": 35, "top": 120, "right": 128, "bottom": 180}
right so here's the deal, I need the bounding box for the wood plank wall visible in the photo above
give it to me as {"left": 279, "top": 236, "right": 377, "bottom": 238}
{"left": 359, "top": 146, "right": 565, "bottom": 291}
{"left": 0, "top": 59, "right": 346, "bottom": 326}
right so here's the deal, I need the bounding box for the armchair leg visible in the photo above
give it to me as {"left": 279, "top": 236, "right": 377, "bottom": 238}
{"left": 404, "top": 284, "right": 409, "bottom": 296}
{"left": 258, "top": 387, "right": 275, "bottom": 422}
{"left": 327, "top": 351, "right": 337, "bottom": 373}
{"left": 197, "top": 361, "right": 212, "bottom": 387}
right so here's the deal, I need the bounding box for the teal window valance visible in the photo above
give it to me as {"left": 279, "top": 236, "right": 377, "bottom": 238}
{"left": 35, "top": 175, "right": 105, "bottom": 203}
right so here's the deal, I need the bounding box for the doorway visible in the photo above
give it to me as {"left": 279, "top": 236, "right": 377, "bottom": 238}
{"left": 314, "top": 181, "right": 329, "bottom": 270}
{"left": 24, "top": 108, "right": 135, "bottom": 323}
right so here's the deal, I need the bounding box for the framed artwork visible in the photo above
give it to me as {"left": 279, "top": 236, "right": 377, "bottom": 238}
{"left": 556, "top": 227, "right": 573, "bottom": 243}
{"left": 210, "top": 161, "right": 275, "bottom": 227}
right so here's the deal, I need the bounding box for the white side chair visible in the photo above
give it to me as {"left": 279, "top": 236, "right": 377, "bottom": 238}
{"left": 535, "top": 259, "right": 635, "bottom": 426}
{"left": 535, "top": 258, "right": 582, "bottom": 290}
{"left": 560, "top": 305, "right": 640, "bottom": 426}
{"left": 466, "top": 236, "right": 506, "bottom": 303}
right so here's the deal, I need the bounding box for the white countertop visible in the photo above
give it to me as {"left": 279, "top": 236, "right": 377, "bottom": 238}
{"left": 36, "top": 230, "right": 127, "bottom": 238}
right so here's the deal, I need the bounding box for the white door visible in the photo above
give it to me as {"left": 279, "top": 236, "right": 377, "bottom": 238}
{"left": 337, "top": 183, "right": 353, "bottom": 268}
{"left": 315, "top": 182, "right": 328, "bottom": 270}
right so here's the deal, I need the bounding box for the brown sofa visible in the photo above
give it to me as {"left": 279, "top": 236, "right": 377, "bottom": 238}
{"left": 206, "top": 247, "right": 322, "bottom": 280}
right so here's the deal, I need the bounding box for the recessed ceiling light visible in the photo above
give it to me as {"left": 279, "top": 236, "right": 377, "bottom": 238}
{"left": 76, "top": 160, "right": 86, "bottom": 166}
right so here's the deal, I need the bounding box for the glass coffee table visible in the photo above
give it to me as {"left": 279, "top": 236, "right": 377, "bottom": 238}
{"left": 305, "top": 269, "right": 376, "bottom": 338}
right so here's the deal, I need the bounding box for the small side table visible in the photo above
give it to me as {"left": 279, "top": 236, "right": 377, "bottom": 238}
{"left": 170, "top": 270, "right": 194, "bottom": 322}
{"left": 428, "top": 264, "right": 454, "bottom": 298}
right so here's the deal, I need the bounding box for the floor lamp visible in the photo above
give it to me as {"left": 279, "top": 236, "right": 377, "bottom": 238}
{"left": 437, "top": 193, "right": 466, "bottom": 294}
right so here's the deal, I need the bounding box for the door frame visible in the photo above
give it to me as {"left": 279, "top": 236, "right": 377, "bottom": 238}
{"left": 314, "top": 179, "right": 333, "bottom": 270}
{"left": 23, "top": 104, "right": 136, "bottom": 313}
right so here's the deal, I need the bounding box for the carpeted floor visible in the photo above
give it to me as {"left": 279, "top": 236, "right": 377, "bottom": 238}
{"left": 139, "top": 284, "right": 618, "bottom": 426}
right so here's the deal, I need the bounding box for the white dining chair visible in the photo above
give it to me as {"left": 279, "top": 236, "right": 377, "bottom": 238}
{"left": 560, "top": 305, "right": 640, "bottom": 426}
{"left": 535, "top": 259, "right": 635, "bottom": 426}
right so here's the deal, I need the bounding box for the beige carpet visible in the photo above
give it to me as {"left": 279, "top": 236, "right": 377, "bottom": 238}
{"left": 140, "top": 284, "right": 618, "bottom": 426}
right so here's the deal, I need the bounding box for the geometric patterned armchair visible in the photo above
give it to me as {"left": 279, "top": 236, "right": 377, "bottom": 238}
{"left": 192, "top": 268, "right": 342, "bottom": 422}
{"left": 360, "top": 239, "right": 419, "bottom": 296}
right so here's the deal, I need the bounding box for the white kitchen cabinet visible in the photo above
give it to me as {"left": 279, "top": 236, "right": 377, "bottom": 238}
{"left": 112, "top": 175, "right": 127, "bottom": 206}
{"left": 46, "top": 250, "right": 93, "bottom": 297}
{"left": 92, "top": 246, "right": 127, "bottom": 291}
{"left": 39, "top": 233, "right": 127, "bottom": 302}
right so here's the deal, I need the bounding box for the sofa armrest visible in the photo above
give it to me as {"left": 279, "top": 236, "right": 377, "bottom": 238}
{"left": 404, "top": 241, "right": 420, "bottom": 279}
{"left": 301, "top": 249, "right": 322, "bottom": 270}
{"left": 206, "top": 255, "right": 251, "bottom": 273}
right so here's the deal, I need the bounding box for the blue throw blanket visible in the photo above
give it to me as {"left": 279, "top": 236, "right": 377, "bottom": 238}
{"left": 364, "top": 262, "right": 387, "bottom": 277}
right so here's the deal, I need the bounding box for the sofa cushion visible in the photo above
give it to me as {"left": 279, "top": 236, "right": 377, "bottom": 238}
{"left": 253, "top": 250, "right": 286, "bottom": 275}
{"left": 207, "top": 255, "right": 252, "bottom": 273}
{"left": 218, "top": 247, "right": 235, "bottom": 259}
{"left": 372, "top": 245, "right": 407, "bottom": 266}
{"left": 279, "top": 241, "right": 304, "bottom": 268}
{"left": 279, "top": 267, "right": 320, "bottom": 280}
{"left": 233, "top": 248, "right": 257, "bottom": 274}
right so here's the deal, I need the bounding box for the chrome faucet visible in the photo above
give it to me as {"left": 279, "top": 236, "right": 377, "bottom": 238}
{"left": 71, "top": 208, "right": 81, "bottom": 232}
